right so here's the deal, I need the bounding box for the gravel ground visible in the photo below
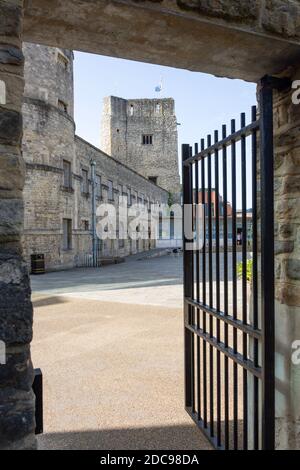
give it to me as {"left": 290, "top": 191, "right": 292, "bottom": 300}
{"left": 32, "top": 295, "right": 212, "bottom": 450}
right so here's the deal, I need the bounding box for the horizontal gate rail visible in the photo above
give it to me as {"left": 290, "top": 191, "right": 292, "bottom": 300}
{"left": 185, "top": 297, "right": 262, "bottom": 340}
{"left": 183, "top": 85, "right": 276, "bottom": 450}
{"left": 185, "top": 323, "right": 262, "bottom": 379}
{"left": 183, "top": 121, "right": 260, "bottom": 166}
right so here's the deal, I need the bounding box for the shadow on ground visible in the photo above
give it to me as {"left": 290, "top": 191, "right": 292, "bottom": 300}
{"left": 37, "top": 424, "right": 212, "bottom": 450}
{"left": 32, "top": 296, "right": 70, "bottom": 308}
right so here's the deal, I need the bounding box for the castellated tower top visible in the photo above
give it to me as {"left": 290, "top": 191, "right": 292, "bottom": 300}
{"left": 100, "top": 96, "right": 181, "bottom": 200}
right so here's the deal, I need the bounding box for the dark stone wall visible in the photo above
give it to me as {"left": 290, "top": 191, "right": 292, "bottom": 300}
{"left": 0, "top": 0, "right": 36, "bottom": 450}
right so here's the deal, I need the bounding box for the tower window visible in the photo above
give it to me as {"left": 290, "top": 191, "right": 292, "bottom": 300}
{"left": 155, "top": 103, "right": 161, "bottom": 114}
{"left": 58, "top": 99, "right": 68, "bottom": 113}
{"left": 148, "top": 176, "right": 158, "bottom": 185}
{"left": 142, "top": 134, "right": 153, "bottom": 145}
{"left": 63, "top": 160, "right": 72, "bottom": 188}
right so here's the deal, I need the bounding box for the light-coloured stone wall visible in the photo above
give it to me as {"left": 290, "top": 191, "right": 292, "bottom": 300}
{"left": 101, "top": 96, "right": 181, "bottom": 202}
{"left": 21, "top": 44, "right": 168, "bottom": 272}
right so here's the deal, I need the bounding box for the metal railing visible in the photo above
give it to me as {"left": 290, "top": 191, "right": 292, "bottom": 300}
{"left": 182, "top": 78, "right": 277, "bottom": 450}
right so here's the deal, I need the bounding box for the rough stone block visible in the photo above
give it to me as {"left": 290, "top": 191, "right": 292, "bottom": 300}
{"left": 282, "top": 175, "right": 300, "bottom": 195}
{"left": 0, "top": 71, "right": 24, "bottom": 112}
{"left": 0, "top": 254, "right": 33, "bottom": 345}
{"left": 262, "top": 0, "right": 300, "bottom": 39}
{"left": 276, "top": 281, "right": 300, "bottom": 307}
{"left": 0, "top": 108, "right": 22, "bottom": 145}
{"left": 0, "top": 198, "right": 23, "bottom": 242}
{"left": 0, "top": 150, "right": 25, "bottom": 192}
{"left": 275, "top": 240, "right": 294, "bottom": 255}
{"left": 0, "top": 345, "right": 34, "bottom": 392}
{"left": 0, "top": 1, "right": 23, "bottom": 39}
{"left": 275, "top": 198, "right": 300, "bottom": 222}
{"left": 0, "top": 389, "right": 35, "bottom": 448}
{"left": 279, "top": 223, "right": 294, "bottom": 239}
{"left": 177, "top": 0, "right": 258, "bottom": 22}
{"left": 286, "top": 259, "right": 300, "bottom": 281}
{"left": 0, "top": 45, "right": 23, "bottom": 65}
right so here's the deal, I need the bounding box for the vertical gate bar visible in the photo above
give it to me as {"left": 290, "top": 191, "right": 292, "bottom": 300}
{"left": 183, "top": 144, "right": 193, "bottom": 411}
{"left": 195, "top": 143, "right": 201, "bottom": 422}
{"left": 201, "top": 138, "right": 208, "bottom": 428}
{"left": 251, "top": 105, "right": 259, "bottom": 450}
{"left": 231, "top": 119, "right": 238, "bottom": 450}
{"left": 222, "top": 124, "right": 229, "bottom": 449}
{"left": 259, "top": 78, "right": 275, "bottom": 450}
{"left": 190, "top": 147, "right": 195, "bottom": 415}
{"left": 241, "top": 112, "right": 248, "bottom": 450}
{"left": 207, "top": 135, "right": 214, "bottom": 437}
{"left": 214, "top": 130, "right": 221, "bottom": 447}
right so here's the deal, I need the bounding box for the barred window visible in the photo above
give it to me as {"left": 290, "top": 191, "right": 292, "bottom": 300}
{"left": 142, "top": 134, "right": 153, "bottom": 145}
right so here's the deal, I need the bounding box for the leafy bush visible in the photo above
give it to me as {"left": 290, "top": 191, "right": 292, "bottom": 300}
{"left": 237, "top": 259, "right": 253, "bottom": 282}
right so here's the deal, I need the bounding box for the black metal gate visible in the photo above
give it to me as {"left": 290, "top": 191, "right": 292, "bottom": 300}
{"left": 182, "top": 77, "right": 282, "bottom": 450}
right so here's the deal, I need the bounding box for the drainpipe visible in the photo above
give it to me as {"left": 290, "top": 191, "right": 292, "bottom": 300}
{"left": 90, "top": 159, "right": 97, "bottom": 267}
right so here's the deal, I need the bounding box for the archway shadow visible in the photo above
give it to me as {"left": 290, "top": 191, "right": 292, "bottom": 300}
{"left": 37, "top": 424, "right": 213, "bottom": 450}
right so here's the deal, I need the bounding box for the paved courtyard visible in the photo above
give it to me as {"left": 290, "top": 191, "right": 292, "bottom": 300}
{"left": 32, "top": 254, "right": 213, "bottom": 450}
{"left": 32, "top": 252, "right": 246, "bottom": 450}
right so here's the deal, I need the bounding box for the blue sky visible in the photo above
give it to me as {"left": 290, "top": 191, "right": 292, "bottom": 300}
{"left": 74, "top": 51, "right": 257, "bottom": 207}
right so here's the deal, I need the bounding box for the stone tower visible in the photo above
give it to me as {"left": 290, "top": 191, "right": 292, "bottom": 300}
{"left": 22, "top": 43, "right": 77, "bottom": 270}
{"left": 101, "top": 96, "right": 181, "bottom": 202}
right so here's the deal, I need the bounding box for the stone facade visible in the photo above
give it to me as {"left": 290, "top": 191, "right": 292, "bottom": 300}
{"left": 101, "top": 96, "right": 181, "bottom": 202}
{"left": 0, "top": 0, "right": 36, "bottom": 451}
{"left": 22, "top": 43, "right": 169, "bottom": 272}
{"left": 272, "top": 72, "right": 300, "bottom": 449}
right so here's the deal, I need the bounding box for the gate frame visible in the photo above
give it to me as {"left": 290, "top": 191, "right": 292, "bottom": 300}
{"left": 182, "top": 76, "right": 291, "bottom": 450}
